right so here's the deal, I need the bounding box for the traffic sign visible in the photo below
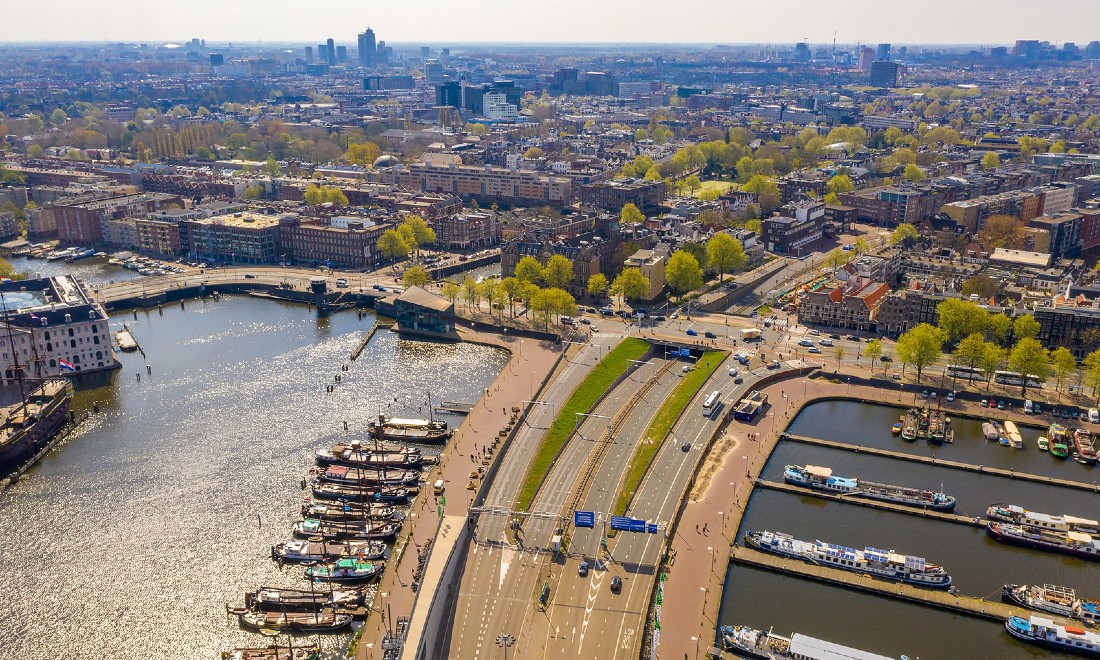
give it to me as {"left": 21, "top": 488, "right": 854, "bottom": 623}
{"left": 647, "top": 523, "right": 658, "bottom": 534}
{"left": 628, "top": 519, "right": 647, "bottom": 533}
{"left": 574, "top": 511, "right": 595, "bottom": 528}
{"left": 609, "top": 515, "right": 632, "bottom": 531}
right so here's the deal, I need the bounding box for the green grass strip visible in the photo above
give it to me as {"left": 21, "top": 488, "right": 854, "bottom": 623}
{"left": 612, "top": 350, "right": 724, "bottom": 517}
{"left": 515, "top": 337, "right": 650, "bottom": 512}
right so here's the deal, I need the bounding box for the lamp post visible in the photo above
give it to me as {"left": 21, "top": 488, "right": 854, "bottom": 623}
{"left": 496, "top": 633, "right": 516, "bottom": 660}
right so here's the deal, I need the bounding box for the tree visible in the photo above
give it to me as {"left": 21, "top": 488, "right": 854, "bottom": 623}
{"left": 620, "top": 203, "right": 645, "bottom": 225}
{"left": 889, "top": 223, "right": 919, "bottom": 246}
{"left": 742, "top": 175, "right": 781, "bottom": 213}
{"left": 665, "top": 250, "right": 703, "bottom": 299}
{"left": 523, "top": 147, "right": 544, "bottom": 159}
{"left": 514, "top": 255, "right": 544, "bottom": 285}
{"left": 587, "top": 272, "right": 608, "bottom": 299}
{"left": 377, "top": 229, "right": 410, "bottom": 266}
{"left": 896, "top": 323, "right": 946, "bottom": 383}
{"left": 1007, "top": 337, "right": 1050, "bottom": 396}
{"left": 824, "top": 248, "right": 851, "bottom": 270}
{"left": 902, "top": 163, "right": 925, "bottom": 181}
{"left": 1050, "top": 346, "right": 1076, "bottom": 393}
{"left": 825, "top": 174, "right": 854, "bottom": 196}
{"left": 402, "top": 265, "right": 430, "bottom": 288}
{"left": 834, "top": 344, "right": 847, "bottom": 369}
{"left": 684, "top": 175, "right": 701, "bottom": 197}
{"left": 961, "top": 275, "right": 998, "bottom": 299}
{"left": 260, "top": 156, "right": 282, "bottom": 177}
{"left": 953, "top": 333, "right": 988, "bottom": 374}
{"left": 936, "top": 299, "right": 988, "bottom": 342}
{"left": 1084, "top": 349, "right": 1100, "bottom": 400}
{"left": 519, "top": 281, "right": 540, "bottom": 318}
{"left": 461, "top": 276, "right": 481, "bottom": 311}
{"left": 706, "top": 232, "right": 747, "bottom": 282}
{"left": 542, "top": 254, "right": 573, "bottom": 290}
{"left": 346, "top": 142, "right": 381, "bottom": 166}
{"left": 863, "top": 339, "right": 883, "bottom": 373}
{"left": 400, "top": 215, "right": 436, "bottom": 255}
{"left": 612, "top": 268, "right": 650, "bottom": 305}
{"left": 976, "top": 215, "right": 1024, "bottom": 249}
{"left": 981, "top": 152, "right": 1000, "bottom": 170}
{"left": 243, "top": 184, "right": 264, "bottom": 200}
{"left": 501, "top": 276, "right": 523, "bottom": 317}
{"left": 985, "top": 313, "right": 1012, "bottom": 345}
{"left": 1013, "top": 314, "right": 1040, "bottom": 341}
{"left": 49, "top": 108, "right": 68, "bottom": 126}
{"left": 441, "top": 281, "right": 460, "bottom": 305}
{"left": 852, "top": 238, "right": 871, "bottom": 256}
{"left": 979, "top": 342, "right": 1006, "bottom": 391}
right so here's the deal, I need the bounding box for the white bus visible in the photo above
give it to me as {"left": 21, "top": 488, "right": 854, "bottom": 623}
{"left": 994, "top": 370, "right": 1044, "bottom": 388}
{"left": 946, "top": 364, "right": 982, "bottom": 381}
{"left": 702, "top": 390, "right": 721, "bottom": 417}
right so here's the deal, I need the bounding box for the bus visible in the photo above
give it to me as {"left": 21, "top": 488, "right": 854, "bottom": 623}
{"left": 702, "top": 391, "right": 721, "bottom": 418}
{"left": 994, "top": 370, "right": 1044, "bottom": 388}
{"left": 947, "top": 364, "right": 982, "bottom": 381}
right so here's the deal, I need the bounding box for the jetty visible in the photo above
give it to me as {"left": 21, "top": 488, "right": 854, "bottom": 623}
{"left": 434, "top": 401, "right": 474, "bottom": 415}
{"left": 115, "top": 325, "right": 139, "bottom": 352}
{"left": 350, "top": 323, "right": 393, "bottom": 361}
{"left": 754, "top": 479, "right": 985, "bottom": 526}
{"left": 781, "top": 433, "right": 1100, "bottom": 493}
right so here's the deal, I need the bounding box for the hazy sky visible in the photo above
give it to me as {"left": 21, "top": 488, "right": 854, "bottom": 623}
{"left": 3, "top": 0, "right": 1100, "bottom": 46}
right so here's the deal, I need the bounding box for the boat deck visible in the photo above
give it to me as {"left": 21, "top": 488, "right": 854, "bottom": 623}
{"left": 756, "top": 480, "right": 983, "bottom": 526}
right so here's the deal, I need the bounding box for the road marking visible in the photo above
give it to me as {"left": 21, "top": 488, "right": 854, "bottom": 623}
{"left": 499, "top": 534, "right": 515, "bottom": 590}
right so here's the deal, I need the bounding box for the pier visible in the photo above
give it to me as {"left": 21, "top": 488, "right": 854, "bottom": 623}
{"left": 729, "top": 545, "right": 1033, "bottom": 622}
{"left": 350, "top": 323, "right": 393, "bottom": 361}
{"left": 753, "top": 479, "right": 986, "bottom": 527}
{"left": 782, "top": 433, "right": 1100, "bottom": 493}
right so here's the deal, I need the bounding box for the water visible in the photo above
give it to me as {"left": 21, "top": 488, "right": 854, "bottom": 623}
{"left": 723, "top": 399, "right": 1100, "bottom": 660}
{"left": 0, "top": 295, "right": 508, "bottom": 659}
{"left": 6, "top": 255, "right": 142, "bottom": 286}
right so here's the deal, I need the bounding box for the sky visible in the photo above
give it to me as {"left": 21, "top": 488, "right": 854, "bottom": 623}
{"left": 3, "top": 0, "right": 1100, "bottom": 46}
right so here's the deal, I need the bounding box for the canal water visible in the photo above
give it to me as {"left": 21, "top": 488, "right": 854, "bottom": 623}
{"left": 0, "top": 295, "right": 508, "bottom": 659}
{"left": 6, "top": 254, "right": 142, "bottom": 286}
{"left": 722, "top": 399, "right": 1100, "bottom": 659}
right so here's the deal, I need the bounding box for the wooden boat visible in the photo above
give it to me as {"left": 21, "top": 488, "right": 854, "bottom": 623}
{"left": 368, "top": 415, "right": 451, "bottom": 444}
{"left": 1074, "top": 428, "right": 1097, "bottom": 465}
{"left": 1049, "top": 423, "right": 1071, "bottom": 458}
{"left": 293, "top": 518, "right": 401, "bottom": 541}
{"left": 310, "top": 480, "right": 412, "bottom": 503}
{"left": 244, "top": 586, "right": 364, "bottom": 611}
{"left": 313, "top": 464, "right": 421, "bottom": 487}
{"left": 304, "top": 557, "right": 385, "bottom": 583}
{"left": 238, "top": 608, "right": 352, "bottom": 633}
{"left": 271, "top": 539, "right": 386, "bottom": 563}
{"left": 300, "top": 500, "right": 399, "bottom": 522}
{"left": 315, "top": 441, "right": 422, "bottom": 469}
{"left": 221, "top": 646, "right": 320, "bottom": 660}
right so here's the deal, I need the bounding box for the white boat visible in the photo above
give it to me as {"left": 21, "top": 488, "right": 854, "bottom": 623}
{"left": 1005, "top": 615, "right": 1100, "bottom": 657}
{"left": 1004, "top": 421, "right": 1024, "bottom": 449}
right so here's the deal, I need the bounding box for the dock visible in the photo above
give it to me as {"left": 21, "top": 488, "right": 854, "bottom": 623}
{"left": 350, "top": 323, "right": 392, "bottom": 361}
{"left": 729, "top": 545, "right": 1036, "bottom": 623}
{"left": 434, "top": 401, "right": 474, "bottom": 415}
{"left": 754, "top": 479, "right": 986, "bottom": 527}
{"left": 782, "top": 433, "right": 1100, "bottom": 493}
{"left": 115, "top": 324, "right": 140, "bottom": 353}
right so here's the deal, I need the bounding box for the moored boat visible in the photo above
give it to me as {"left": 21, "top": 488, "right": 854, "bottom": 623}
{"left": 1074, "top": 428, "right": 1098, "bottom": 465}
{"left": 1004, "top": 421, "right": 1024, "bottom": 449}
{"left": 292, "top": 518, "right": 401, "bottom": 541}
{"left": 1038, "top": 436, "right": 1049, "bottom": 451}
{"left": 300, "top": 500, "right": 399, "bottom": 522}
{"left": 368, "top": 415, "right": 451, "bottom": 444}
{"left": 309, "top": 481, "right": 411, "bottom": 503}
{"left": 1002, "top": 584, "right": 1100, "bottom": 625}
{"left": 244, "top": 586, "right": 363, "bottom": 612}
{"left": 221, "top": 646, "right": 320, "bottom": 660}
{"left": 271, "top": 539, "right": 386, "bottom": 563}
{"left": 783, "top": 464, "right": 956, "bottom": 511}
{"left": 238, "top": 608, "right": 352, "bottom": 633}
{"left": 985, "top": 504, "right": 1098, "bottom": 534}
{"left": 719, "top": 624, "right": 893, "bottom": 660}
{"left": 901, "top": 408, "right": 920, "bottom": 441}
{"left": 1004, "top": 615, "right": 1100, "bottom": 657}
{"left": 304, "top": 557, "right": 385, "bottom": 583}
{"left": 982, "top": 422, "right": 999, "bottom": 441}
{"left": 986, "top": 521, "right": 1100, "bottom": 560}
{"left": 315, "top": 441, "right": 422, "bottom": 469}
{"left": 0, "top": 378, "right": 74, "bottom": 474}
{"left": 314, "top": 464, "right": 421, "bottom": 487}
{"left": 743, "top": 529, "right": 952, "bottom": 588}
{"left": 891, "top": 422, "right": 902, "bottom": 435}
{"left": 1050, "top": 423, "right": 1071, "bottom": 458}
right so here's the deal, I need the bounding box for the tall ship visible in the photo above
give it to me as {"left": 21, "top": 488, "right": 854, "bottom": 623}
{"left": 1074, "top": 428, "right": 1098, "bottom": 464}
{"left": 367, "top": 415, "right": 451, "bottom": 444}
{"left": 985, "top": 504, "right": 1098, "bottom": 535}
{"left": 313, "top": 464, "right": 421, "bottom": 487}
{"left": 0, "top": 378, "right": 73, "bottom": 474}
{"left": 927, "top": 409, "right": 953, "bottom": 443}
{"left": 292, "top": 517, "right": 401, "bottom": 541}
{"left": 742, "top": 530, "right": 952, "bottom": 588}
{"left": 1005, "top": 615, "right": 1100, "bottom": 657}
{"left": 986, "top": 522, "right": 1100, "bottom": 560}
{"left": 782, "top": 465, "right": 956, "bottom": 511}
{"left": 719, "top": 624, "right": 894, "bottom": 660}
{"left": 1049, "top": 422, "right": 1071, "bottom": 458}
{"left": 221, "top": 647, "right": 320, "bottom": 660}
{"left": 309, "top": 481, "right": 411, "bottom": 503}
{"left": 1002, "top": 584, "right": 1100, "bottom": 625}
{"left": 314, "top": 441, "right": 422, "bottom": 469}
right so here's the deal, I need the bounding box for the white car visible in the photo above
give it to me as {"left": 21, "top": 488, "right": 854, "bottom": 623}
{"left": 729, "top": 368, "right": 739, "bottom": 377}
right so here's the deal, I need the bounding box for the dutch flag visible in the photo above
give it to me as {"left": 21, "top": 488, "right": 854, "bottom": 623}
{"left": 58, "top": 359, "right": 76, "bottom": 372}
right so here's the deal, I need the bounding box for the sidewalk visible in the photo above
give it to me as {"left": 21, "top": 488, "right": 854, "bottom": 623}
{"left": 356, "top": 327, "right": 559, "bottom": 660}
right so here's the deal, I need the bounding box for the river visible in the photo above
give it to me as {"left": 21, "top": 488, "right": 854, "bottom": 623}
{"left": 0, "top": 294, "right": 508, "bottom": 659}
{"left": 721, "top": 399, "right": 1100, "bottom": 659}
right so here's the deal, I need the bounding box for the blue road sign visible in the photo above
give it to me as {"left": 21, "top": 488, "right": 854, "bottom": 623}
{"left": 628, "top": 518, "right": 648, "bottom": 533}
{"left": 678, "top": 348, "right": 691, "bottom": 357}
{"left": 609, "top": 515, "right": 632, "bottom": 531}
{"left": 647, "top": 523, "right": 658, "bottom": 534}
{"left": 574, "top": 511, "right": 595, "bottom": 528}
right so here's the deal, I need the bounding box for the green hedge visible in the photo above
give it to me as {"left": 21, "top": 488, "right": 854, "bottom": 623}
{"left": 514, "top": 338, "right": 650, "bottom": 511}
{"left": 612, "top": 350, "right": 724, "bottom": 517}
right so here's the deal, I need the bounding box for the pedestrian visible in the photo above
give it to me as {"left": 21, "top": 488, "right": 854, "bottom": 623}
{"left": 696, "top": 524, "right": 699, "bottom": 533}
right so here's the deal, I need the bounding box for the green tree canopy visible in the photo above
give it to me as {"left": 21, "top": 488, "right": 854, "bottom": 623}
{"left": 402, "top": 265, "right": 430, "bottom": 288}
{"left": 825, "top": 174, "right": 854, "bottom": 196}
{"left": 1007, "top": 337, "right": 1050, "bottom": 396}
{"left": 936, "top": 299, "right": 989, "bottom": 343}
{"left": 985, "top": 313, "right": 1012, "bottom": 344}
{"left": 514, "top": 255, "right": 544, "bottom": 285}
{"left": 979, "top": 342, "right": 1006, "bottom": 390}
{"left": 542, "top": 254, "right": 574, "bottom": 290}
{"left": 620, "top": 203, "right": 645, "bottom": 224}
{"left": 961, "top": 275, "right": 998, "bottom": 299}
{"left": 902, "top": 163, "right": 925, "bottom": 181}
{"left": 1012, "top": 314, "right": 1040, "bottom": 341}
{"left": 889, "top": 223, "right": 919, "bottom": 246}
{"left": 523, "top": 147, "right": 544, "bottom": 159}
{"left": 896, "top": 323, "right": 946, "bottom": 383}
{"left": 400, "top": 215, "right": 436, "bottom": 254}
{"left": 260, "top": 156, "right": 282, "bottom": 177}
{"left": 952, "top": 332, "right": 988, "bottom": 371}
{"left": 666, "top": 250, "right": 703, "bottom": 298}
{"left": 611, "top": 267, "right": 650, "bottom": 304}
{"left": 1050, "top": 346, "right": 1076, "bottom": 393}
{"left": 981, "top": 152, "right": 1001, "bottom": 170}
{"left": 377, "top": 229, "right": 410, "bottom": 264}
{"left": 862, "top": 339, "right": 884, "bottom": 373}
{"left": 706, "top": 232, "right": 747, "bottom": 282}
{"left": 587, "top": 272, "right": 608, "bottom": 298}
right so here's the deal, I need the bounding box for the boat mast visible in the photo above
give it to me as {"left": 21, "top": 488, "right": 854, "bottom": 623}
{"left": 0, "top": 291, "right": 29, "bottom": 416}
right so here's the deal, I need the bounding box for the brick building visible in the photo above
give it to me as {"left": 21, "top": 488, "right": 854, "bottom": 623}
{"left": 577, "top": 178, "right": 666, "bottom": 212}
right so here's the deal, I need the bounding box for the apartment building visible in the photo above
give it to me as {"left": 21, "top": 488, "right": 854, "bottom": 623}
{"left": 798, "top": 279, "right": 890, "bottom": 331}
{"left": 577, "top": 178, "right": 666, "bottom": 212}
{"left": 623, "top": 249, "right": 666, "bottom": 301}
{"left": 432, "top": 212, "right": 501, "bottom": 250}
{"left": 394, "top": 163, "right": 572, "bottom": 206}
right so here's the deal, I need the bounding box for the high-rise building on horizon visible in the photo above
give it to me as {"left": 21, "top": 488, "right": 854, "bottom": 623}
{"left": 326, "top": 38, "right": 336, "bottom": 65}
{"left": 870, "top": 60, "right": 900, "bottom": 88}
{"left": 358, "top": 27, "right": 377, "bottom": 67}
{"left": 858, "top": 47, "right": 875, "bottom": 72}
{"left": 876, "top": 43, "right": 891, "bottom": 61}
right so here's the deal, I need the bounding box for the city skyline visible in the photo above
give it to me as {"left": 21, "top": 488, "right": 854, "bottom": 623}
{"left": 3, "top": 0, "right": 1100, "bottom": 46}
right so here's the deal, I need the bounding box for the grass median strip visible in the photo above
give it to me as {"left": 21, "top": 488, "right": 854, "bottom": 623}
{"left": 612, "top": 350, "right": 724, "bottom": 517}
{"left": 515, "top": 337, "right": 650, "bottom": 512}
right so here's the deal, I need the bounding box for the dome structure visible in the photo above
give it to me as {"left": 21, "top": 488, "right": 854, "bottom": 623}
{"left": 373, "top": 154, "right": 400, "bottom": 168}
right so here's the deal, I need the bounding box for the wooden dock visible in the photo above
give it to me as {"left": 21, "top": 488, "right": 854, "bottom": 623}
{"left": 350, "top": 323, "right": 392, "bottom": 361}
{"left": 782, "top": 433, "right": 1100, "bottom": 493}
{"left": 729, "top": 545, "right": 1032, "bottom": 622}
{"left": 754, "top": 479, "right": 985, "bottom": 527}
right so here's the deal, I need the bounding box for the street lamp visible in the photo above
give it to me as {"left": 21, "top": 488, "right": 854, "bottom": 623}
{"left": 496, "top": 633, "right": 516, "bottom": 660}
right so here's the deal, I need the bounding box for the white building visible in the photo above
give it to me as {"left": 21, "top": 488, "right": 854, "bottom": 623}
{"left": 483, "top": 93, "right": 519, "bottom": 122}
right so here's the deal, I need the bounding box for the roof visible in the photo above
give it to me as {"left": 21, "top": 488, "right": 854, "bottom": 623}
{"left": 396, "top": 285, "right": 452, "bottom": 312}
{"left": 788, "top": 633, "right": 893, "bottom": 660}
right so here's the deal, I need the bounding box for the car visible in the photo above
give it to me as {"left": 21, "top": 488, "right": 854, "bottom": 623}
{"left": 798, "top": 339, "right": 814, "bottom": 347}
{"left": 891, "top": 374, "right": 901, "bottom": 380}
{"left": 1061, "top": 409, "right": 1070, "bottom": 419}
{"left": 671, "top": 312, "right": 679, "bottom": 319}
{"left": 682, "top": 365, "right": 692, "bottom": 373}
{"left": 372, "top": 283, "right": 385, "bottom": 291}
{"left": 1033, "top": 403, "right": 1042, "bottom": 415}
{"left": 578, "top": 561, "right": 589, "bottom": 577}
{"left": 244, "top": 273, "right": 257, "bottom": 279}
{"left": 686, "top": 329, "right": 698, "bottom": 336}
{"left": 335, "top": 278, "right": 348, "bottom": 288}
{"left": 585, "top": 307, "right": 597, "bottom": 313}
{"left": 980, "top": 399, "right": 988, "bottom": 407}
{"left": 946, "top": 391, "right": 955, "bottom": 402}
{"left": 807, "top": 347, "right": 821, "bottom": 353}
{"left": 999, "top": 401, "right": 1006, "bottom": 410}
{"left": 729, "top": 368, "right": 739, "bottom": 377}
{"left": 704, "top": 331, "right": 717, "bottom": 339}
{"left": 600, "top": 307, "right": 614, "bottom": 316}
{"left": 580, "top": 318, "right": 591, "bottom": 325}
{"left": 1071, "top": 410, "right": 1080, "bottom": 420}
{"left": 846, "top": 335, "right": 859, "bottom": 341}
{"left": 930, "top": 391, "right": 938, "bottom": 400}
{"left": 681, "top": 441, "right": 691, "bottom": 452}
{"left": 829, "top": 333, "right": 841, "bottom": 339}
{"left": 610, "top": 576, "right": 622, "bottom": 592}
{"left": 921, "top": 390, "right": 929, "bottom": 399}
{"left": 767, "top": 360, "right": 781, "bottom": 370}
{"left": 734, "top": 377, "right": 744, "bottom": 384}
{"left": 763, "top": 321, "right": 772, "bottom": 328}
{"left": 616, "top": 310, "right": 629, "bottom": 318}
{"left": 654, "top": 315, "right": 667, "bottom": 322}
{"left": 818, "top": 339, "right": 833, "bottom": 346}
{"left": 808, "top": 329, "right": 821, "bottom": 336}
{"left": 590, "top": 326, "right": 599, "bottom": 332}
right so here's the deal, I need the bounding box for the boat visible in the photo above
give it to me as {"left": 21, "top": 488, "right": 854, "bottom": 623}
{"left": 1074, "top": 428, "right": 1098, "bottom": 465}
{"left": 985, "top": 504, "right": 1098, "bottom": 535}
{"left": 45, "top": 247, "right": 77, "bottom": 261}
{"left": 300, "top": 500, "right": 399, "bottom": 522}
{"left": 238, "top": 608, "right": 353, "bottom": 633}
{"left": 368, "top": 415, "right": 451, "bottom": 444}
{"left": 986, "top": 521, "right": 1100, "bottom": 560}
{"left": 292, "top": 518, "right": 401, "bottom": 541}
{"left": 1038, "top": 436, "right": 1049, "bottom": 451}
{"left": 309, "top": 481, "right": 411, "bottom": 503}
{"left": 304, "top": 557, "right": 385, "bottom": 583}
{"left": 1004, "top": 421, "right": 1024, "bottom": 449}
{"left": 1004, "top": 615, "right": 1100, "bottom": 657}
{"left": 719, "top": 625, "right": 893, "bottom": 660}
{"left": 315, "top": 442, "right": 422, "bottom": 469}
{"left": 891, "top": 422, "right": 902, "bottom": 435}
{"left": 1002, "top": 584, "right": 1100, "bottom": 625}
{"left": 927, "top": 409, "right": 947, "bottom": 443}
{"left": 743, "top": 530, "right": 952, "bottom": 588}
{"left": 1050, "top": 423, "right": 1071, "bottom": 458}
{"left": 66, "top": 248, "right": 96, "bottom": 262}
{"left": 313, "top": 464, "right": 421, "bottom": 487}
{"left": 271, "top": 539, "right": 386, "bottom": 563}
{"left": 115, "top": 326, "right": 138, "bottom": 352}
{"left": 243, "top": 586, "right": 364, "bottom": 612}
{"left": 0, "top": 379, "right": 74, "bottom": 474}
{"left": 901, "top": 408, "right": 920, "bottom": 441}
{"left": 221, "top": 646, "right": 320, "bottom": 660}
{"left": 982, "top": 422, "right": 998, "bottom": 440}
{"left": 783, "top": 464, "right": 956, "bottom": 511}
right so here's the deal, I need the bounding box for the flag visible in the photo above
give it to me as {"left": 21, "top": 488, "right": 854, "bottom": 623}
{"left": 58, "top": 359, "right": 76, "bottom": 372}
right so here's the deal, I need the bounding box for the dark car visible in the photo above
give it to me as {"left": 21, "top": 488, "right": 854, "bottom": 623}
{"left": 1062, "top": 409, "right": 1071, "bottom": 419}
{"left": 610, "top": 576, "right": 622, "bottom": 592}
{"left": 578, "top": 561, "right": 589, "bottom": 577}
{"left": 686, "top": 329, "right": 698, "bottom": 336}
{"left": 681, "top": 441, "right": 691, "bottom": 452}
{"left": 654, "top": 315, "right": 667, "bottom": 322}
{"left": 734, "top": 377, "right": 744, "bottom": 384}
{"left": 829, "top": 333, "right": 841, "bottom": 340}
{"left": 704, "top": 331, "right": 717, "bottom": 339}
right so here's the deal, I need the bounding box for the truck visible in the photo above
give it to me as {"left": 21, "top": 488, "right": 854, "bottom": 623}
{"left": 739, "top": 328, "right": 762, "bottom": 342}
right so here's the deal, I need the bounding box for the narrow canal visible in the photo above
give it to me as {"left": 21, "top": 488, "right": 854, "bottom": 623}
{"left": 723, "top": 399, "right": 1100, "bottom": 659}
{"left": 0, "top": 295, "right": 508, "bottom": 659}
